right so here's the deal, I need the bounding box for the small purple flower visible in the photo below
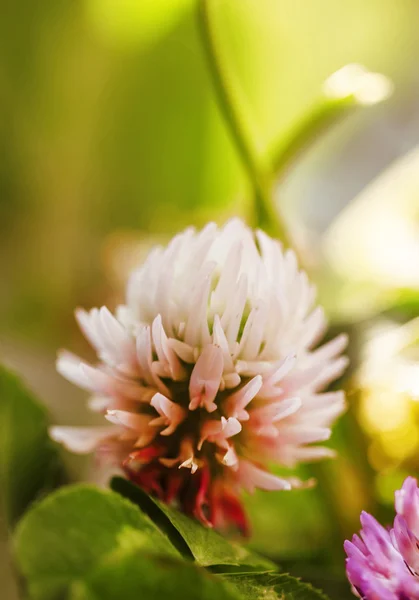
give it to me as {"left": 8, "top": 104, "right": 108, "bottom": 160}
{"left": 345, "top": 476, "right": 419, "bottom": 599}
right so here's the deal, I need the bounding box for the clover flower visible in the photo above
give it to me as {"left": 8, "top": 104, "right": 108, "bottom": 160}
{"left": 50, "top": 219, "right": 347, "bottom": 533}
{"left": 345, "top": 476, "right": 419, "bottom": 599}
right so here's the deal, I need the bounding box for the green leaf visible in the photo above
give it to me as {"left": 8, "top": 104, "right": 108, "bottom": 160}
{"left": 70, "top": 549, "right": 243, "bottom": 600}
{"left": 111, "top": 476, "right": 276, "bottom": 570}
{"left": 0, "top": 364, "right": 62, "bottom": 526}
{"left": 14, "top": 484, "right": 179, "bottom": 600}
{"left": 110, "top": 475, "right": 193, "bottom": 558}
{"left": 223, "top": 572, "right": 330, "bottom": 600}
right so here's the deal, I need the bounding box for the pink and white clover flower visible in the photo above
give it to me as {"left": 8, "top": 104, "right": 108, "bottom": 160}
{"left": 51, "top": 219, "right": 347, "bottom": 533}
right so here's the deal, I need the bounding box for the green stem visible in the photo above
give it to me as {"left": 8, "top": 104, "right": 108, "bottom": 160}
{"left": 197, "top": 0, "right": 291, "bottom": 246}
{"left": 271, "top": 95, "right": 358, "bottom": 181}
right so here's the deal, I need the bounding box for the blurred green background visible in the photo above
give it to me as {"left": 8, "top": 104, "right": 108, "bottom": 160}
{"left": 2, "top": 1, "right": 419, "bottom": 598}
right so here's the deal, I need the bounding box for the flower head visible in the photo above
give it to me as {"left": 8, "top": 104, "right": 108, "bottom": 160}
{"left": 51, "top": 219, "right": 347, "bottom": 533}
{"left": 345, "top": 476, "right": 419, "bottom": 599}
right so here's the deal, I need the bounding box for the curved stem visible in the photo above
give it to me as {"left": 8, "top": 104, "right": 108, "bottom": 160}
{"left": 197, "top": 0, "right": 291, "bottom": 246}
{"left": 271, "top": 95, "right": 357, "bottom": 180}
{"left": 271, "top": 63, "right": 392, "bottom": 181}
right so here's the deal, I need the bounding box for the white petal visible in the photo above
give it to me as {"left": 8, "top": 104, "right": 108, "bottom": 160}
{"left": 184, "top": 261, "right": 216, "bottom": 347}
{"left": 212, "top": 315, "right": 235, "bottom": 373}
{"left": 237, "top": 460, "right": 292, "bottom": 493}
{"left": 167, "top": 339, "right": 195, "bottom": 363}
{"left": 249, "top": 396, "right": 302, "bottom": 424}
{"left": 189, "top": 345, "right": 223, "bottom": 412}
{"left": 211, "top": 241, "right": 243, "bottom": 311}
{"left": 220, "top": 416, "right": 242, "bottom": 438}
{"left": 152, "top": 315, "right": 187, "bottom": 380}
{"left": 225, "top": 375, "right": 262, "bottom": 420}
{"left": 299, "top": 307, "right": 327, "bottom": 350}
{"left": 277, "top": 425, "right": 331, "bottom": 444}
{"left": 221, "top": 274, "right": 248, "bottom": 347}
{"left": 150, "top": 392, "right": 186, "bottom": 435}
{"left": 305, "top": 334, "right": 348, "bottom": 367}
{"left": 49, "top": 426, "right": 117, "bottom": 454}
{"left": 290, "top": 446, "right": 336, "bottom": 462}
{"left": 311, "top": 357, "right": 349, "bottom": 391}
{"left": 105, "top": 410, "right": 151, "bottom": 432}
{"left": 238, "top": 301, "right": 268, "bottom": 360}
{"left": 88, "top": 396, "right": 111, "bottom": 412}
{"left": 219, "top": 445, "right": 239, "bottom": 469}
{"left": 56, "top": 351, "right": 91, "bottom": 390}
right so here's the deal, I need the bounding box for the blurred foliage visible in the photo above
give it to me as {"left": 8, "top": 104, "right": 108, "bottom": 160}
{"left": 322, "top": 146, "right": 419, "bottom": 321}
{"left": 0, "top": 364, "right": 65, "bottom": 600}
{"left": 14, "top": 481, "right": 326, "bottom": 600}
{"left": 0, "top": 364, "right": 63, "bottom": 527}
{"left": 1, "top": 0, "right": 418, "bottom": 343}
